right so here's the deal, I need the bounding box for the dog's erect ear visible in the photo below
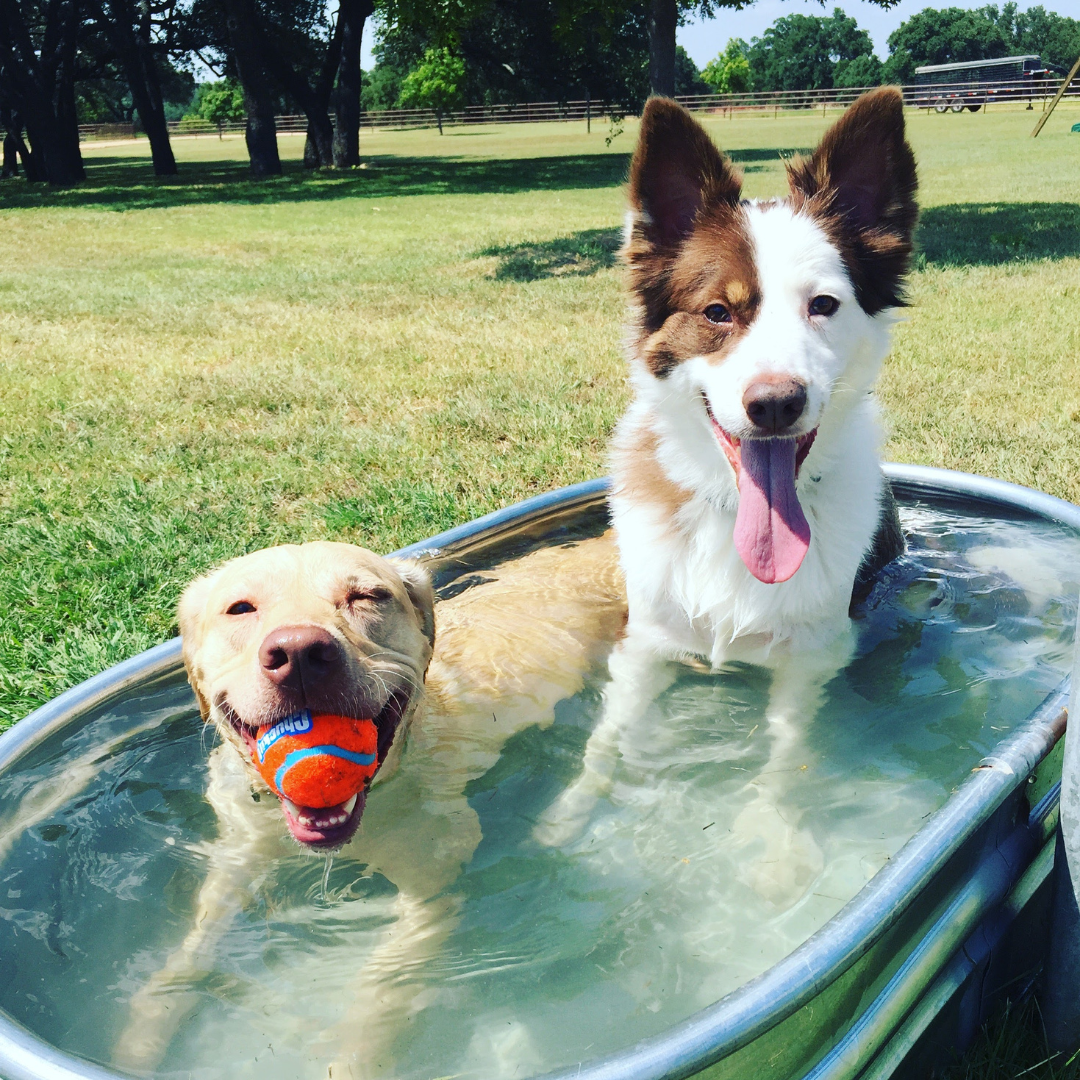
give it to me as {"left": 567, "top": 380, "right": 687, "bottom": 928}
{"left": 390, "top": 559, "right": 435, "bottom": 650}
{"left": 628, "top": 97, "right": 742, "bottom": 249}
{"left": 177, "top": 568, "right": 219, "bottom": 720}
{"left": 787, "top": 87, "right": 918, "bottom": 313}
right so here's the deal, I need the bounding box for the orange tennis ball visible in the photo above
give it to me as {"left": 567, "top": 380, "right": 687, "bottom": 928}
{"left": 253, "top": 711, "right": 379, "bottom": 809}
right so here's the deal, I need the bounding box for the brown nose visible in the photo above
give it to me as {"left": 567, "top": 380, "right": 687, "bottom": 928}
{"left": 258, "top": 625, "right": 342, "bottom": 688}
{"left": 742, "top": 377, "right": 807, "bottom": 434}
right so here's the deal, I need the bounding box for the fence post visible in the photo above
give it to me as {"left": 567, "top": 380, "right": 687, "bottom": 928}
{"left": 1044, "top": 600, "right": 1080, "bottom": 1053}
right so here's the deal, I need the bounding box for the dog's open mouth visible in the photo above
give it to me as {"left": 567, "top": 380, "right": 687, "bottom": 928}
{"left": 223, "top": 689, "right": 411, "bottom": 849}
{"left": 279, "top": 792, "right": 365, "bottom": 848}
{"left": 702, "top": 393, "right": 817, "bottom": 585}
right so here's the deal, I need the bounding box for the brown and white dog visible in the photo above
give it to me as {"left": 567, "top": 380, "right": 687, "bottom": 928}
{"left": 536, "top": 90, "right": 916, "bottom": 902}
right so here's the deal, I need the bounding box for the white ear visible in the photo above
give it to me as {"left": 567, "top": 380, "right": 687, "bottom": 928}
{"left": 390, "top": 559, "right": 435, "bottom": 648}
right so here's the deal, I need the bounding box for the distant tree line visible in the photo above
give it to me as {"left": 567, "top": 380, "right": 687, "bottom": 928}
{"left": 0, "top": 0, "right": 377, "bottom": 183}
{"left": 696, "top": 4, "right": 1080, "bottom": 96}
{"left": 0, "top": 0, "right": 737, "bottom": 184}
{"left": 1, "top": 0, "right": 1076, "bottom": 187}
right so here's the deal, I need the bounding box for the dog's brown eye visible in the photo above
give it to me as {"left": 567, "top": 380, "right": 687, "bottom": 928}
{"left": 703, "top": 304, "right": 731, "bottom": 325}
{"left": 809, "top": 295, "right": 839, "bottom": 317}
{"left": 226, "top": 601, "right": 256, "bottom": 615}
{"left": 347, "top": 587, "right": 392, "bottom": 606}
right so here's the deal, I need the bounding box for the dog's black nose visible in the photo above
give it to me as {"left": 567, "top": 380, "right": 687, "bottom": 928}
{"left": 259, "top": 625, "right": 342, "bottom": 688}
{"left": 742, "top": 378, "right": 807, "bottom": 433}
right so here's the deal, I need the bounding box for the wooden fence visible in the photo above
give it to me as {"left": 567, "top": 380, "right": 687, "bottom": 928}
{"left": 77, "top": 75, "right": 1080, "bottom": 142}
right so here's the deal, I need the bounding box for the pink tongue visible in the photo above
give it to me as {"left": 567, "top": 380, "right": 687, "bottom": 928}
{"left": 733, "top": 438, "right": 811, "bottom": 584}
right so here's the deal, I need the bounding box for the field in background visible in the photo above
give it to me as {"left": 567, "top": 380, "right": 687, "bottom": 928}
{"left": 1, "top": 106, "right": 1080, "bottom": 1076}
{"left": 3, "top": 107, "right": 1079, "bottom": 724}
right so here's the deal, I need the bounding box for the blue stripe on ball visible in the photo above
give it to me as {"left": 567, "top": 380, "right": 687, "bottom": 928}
{"left": 274, "top": 745, "right": 377, "bottom": 798}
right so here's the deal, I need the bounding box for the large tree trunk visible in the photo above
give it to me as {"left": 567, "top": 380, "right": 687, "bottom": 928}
{"left": 224, "top": 0, "right": 281, "bottom": 176}
{"left": 8, "top": 116, "right": 45, "bottom": 180}
{"left": 95, "top": 0, "right": 178, "bottom": 175}
{"left": 301, "top": 110, "right": 334, "bottom": 168}
{"left": 242, "top": 89, "right": 281, "bottom": 177}
{"left": 19, "top": 122, "right": 49, "bottom": 181}
{"left": 1, "top": 110, "right": 19, "bottom": 176}
{"left": 2, "top": 134, "right": 17, "bottom": 176}
{"left": 55, "top": 1, "right": 86, "bottom": 182}
{"left": 331, "top": 0, "right": 373, "bottom": 168}
{"left": 275, "top": 68, "right": 331, "bottom": 167}
{"left": 133, "top": 52, "right": 177, "bottom": 176}
{"left": 271, "top": 58, "right": 333, "bottom": 167}
{"left": 0, "top": 0, "right": 85, "bottom": 183}
{"left": 648, "top": 0, "right": 677, "bottom": 98}
{"left": 115, "top": 43, "right": 178, "bottom": 175}
{"left": 257, "top": 22, "right": 338, "bottom": 168}
{"left": 22, "top": 100, "right": 83, "bottom": 185}
{"left": 272, "top": 16, "right": 344, "bottom": 169}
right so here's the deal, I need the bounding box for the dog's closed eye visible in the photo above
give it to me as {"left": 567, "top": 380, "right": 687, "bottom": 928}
{"left": 345, "top": 587, "right": 393, "bottom": 607}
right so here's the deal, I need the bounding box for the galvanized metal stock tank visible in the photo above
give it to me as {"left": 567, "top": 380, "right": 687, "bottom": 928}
{"left": 0, "top": 464, "right": 1076, "bottom": 1080}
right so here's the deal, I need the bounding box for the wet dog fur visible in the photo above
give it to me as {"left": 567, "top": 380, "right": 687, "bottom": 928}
{"left": 112, "top": 538, "right": 625, "bottom": 1077}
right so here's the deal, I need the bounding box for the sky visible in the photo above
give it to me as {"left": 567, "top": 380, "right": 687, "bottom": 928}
{"left": 359, "top": 0, "right": 1055, "bottom": 71}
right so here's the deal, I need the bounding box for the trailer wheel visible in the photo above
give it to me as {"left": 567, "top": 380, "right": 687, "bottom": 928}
{"left": 934, "top": 98, "right": 949, "bottom": 114}
{"left": 967, "top": 104, "right": 982, "bottom": 112}
{"left": 950, "top": 102, "right": 965, "bottom": 113}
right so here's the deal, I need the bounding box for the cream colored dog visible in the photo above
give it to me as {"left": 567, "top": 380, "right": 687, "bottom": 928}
{"left": 112, "top": 537, "right": 625, "bottom": 1077}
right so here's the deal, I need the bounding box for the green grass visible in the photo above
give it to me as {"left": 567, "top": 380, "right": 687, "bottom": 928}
{"left": 2, "top": 106, "right": 1078, "bottom": 724}
{"left": 1, "top": 101, "right": 1079, "bottom": 1076}
{"left": 941, "top": 997, "right": 1080, "bottom": 1079}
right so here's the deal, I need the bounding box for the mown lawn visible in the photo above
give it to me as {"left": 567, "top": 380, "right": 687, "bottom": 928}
{"left": 3, "top": 106, "right": 1079, "bottom": 726}
{"left": 1, "top": 103, "right": 1079, "bottom": 1075}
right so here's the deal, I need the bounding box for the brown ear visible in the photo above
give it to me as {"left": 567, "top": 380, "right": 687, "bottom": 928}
{"left": 390, "top": 559, "right": 435, "bottom": 651}
{"left": 177, "top": 569, "right": 218, "bottom": 720}
{"left": 787, "top": 86, "right": 918, "bottom": 314}
{"left": 628, "top": 96, "right": 742, "bottom": 249}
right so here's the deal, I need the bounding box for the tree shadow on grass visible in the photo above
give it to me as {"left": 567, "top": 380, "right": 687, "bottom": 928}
{"left": 725, "top": 147, "right": 812, "bottom": 163}
{"left": 0, "top": 145, "right": 809, "bottom": 212}
{"left": 918, "top": 203, "right": 1080, "bottom": 266}
{"left": 479, "top": 227, "right": 621, "bottom": 281}
{"left": 0, "top": 153, "right": 632, "bottom": 211}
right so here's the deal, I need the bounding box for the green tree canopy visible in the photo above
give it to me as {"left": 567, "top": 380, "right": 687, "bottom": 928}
{"left": 367, "top": 0, "right": 649, "bottom": 112}
{"left": 701, "top": 37, "right": 751, "bottom": 93}
{"left": 883, "top": 7, "right": 1010, "bottom": 81}
{"left": 834, "top": 53, "right": 883, "bottom": 87}
{"left": 746, "top": 9, "right": 879, "bottom": 92}
{"left": 674, "top": 44, "right": 709, "bottom": 94}
{"left": 984, "top": 3, "right": 1080, "bottom": 72}
{"left": 397, "top": 45, "right": 466, "bottom": 130}
{"left": 187, "top": 79, "right": 246, "bottom": 123}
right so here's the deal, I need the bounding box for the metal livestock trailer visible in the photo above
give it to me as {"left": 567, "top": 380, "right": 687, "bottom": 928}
{"left": 912, "top": 55, "right": 1060, "bottom": 112}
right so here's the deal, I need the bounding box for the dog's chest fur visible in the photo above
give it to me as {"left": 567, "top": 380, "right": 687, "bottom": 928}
{"left": 610, "top": 397, "right": 886, "bottom": 666}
